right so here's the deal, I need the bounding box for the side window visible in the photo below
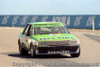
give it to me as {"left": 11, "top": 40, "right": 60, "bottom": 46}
{"left": 23, "top": 24, "right": 28, "bottom": 34}
{"left": 23, "top": 25, "right": 30, "bottom": 35}
{"left": 30, "top": 27, "right": 34, "bottom": 35}
{"left": 27, "top": 25, "right": 34, "bottom": 35}
{"left": 27, "top": 25, "right": 32, "bottom": 35}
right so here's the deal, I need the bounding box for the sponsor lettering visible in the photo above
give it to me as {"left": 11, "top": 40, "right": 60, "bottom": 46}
{"left": 20, "top": 16, "right": 28, "bottom": 25}
{"left": 1, "top": 16, "right": 9, "bottom": 24}
{"left": 48, "top": 50, "right": 70, "bottom": 54}
{"left": 11, "top": 16, "right": 19, "bottom": 25}
{"left": 66, "top": 16, "right": 70, "bottom": 26}
{"left": 31, "top": 16, "right": 38, "bottom": 22}
{"left": 52, "top": 16, "right": 66, "bottom": 24}
{"left": 86, "top": 16, "right": 95, "bottom": 26}
{"left": 41, "top": 16, "right": 48, "bottom": 22}
{"left": 74, "top": 16, "right": 82, "bottom": 26}
{"left": 99, "top": 22, "right": 100, "bottom": 26}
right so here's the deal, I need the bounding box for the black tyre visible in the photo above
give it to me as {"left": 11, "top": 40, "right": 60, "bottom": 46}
{"left": 70, "top": 48, "right": 80, "bottom": 57}
{"left": 18, "top": 39, "right": 28, "bottom": 55}
{"left": 30, "top": 44, "right": 36, "bottom": 57}
{"left": 19, "top": 45, "right": 28, "bottom": 55}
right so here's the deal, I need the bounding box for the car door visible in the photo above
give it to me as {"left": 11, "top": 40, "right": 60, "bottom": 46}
{"left": 25, "top": 25, "right": 33, "bottom": 49}
{"left": 22, "top": 24, "right": 30, "bottom": 48}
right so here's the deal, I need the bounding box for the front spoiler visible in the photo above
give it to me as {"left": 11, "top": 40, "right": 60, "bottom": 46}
{"left": 35, "top": 45, "right": 80, "bottom": 55}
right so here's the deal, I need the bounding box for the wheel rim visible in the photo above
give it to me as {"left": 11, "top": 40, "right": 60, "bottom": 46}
{"left": 31, "top": 47, "right": 34, "bottom": 57}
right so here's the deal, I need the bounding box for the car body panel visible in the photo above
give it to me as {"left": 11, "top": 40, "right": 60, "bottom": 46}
{"left": 18, "top": 22, "right": 80, "bottom": 55}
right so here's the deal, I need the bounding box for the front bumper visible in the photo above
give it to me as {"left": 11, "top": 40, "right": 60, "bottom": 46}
{"left": 35, "top": 45, "right": 80, "bottom": 55}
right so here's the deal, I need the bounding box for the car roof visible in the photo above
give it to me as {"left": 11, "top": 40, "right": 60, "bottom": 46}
{"left": 27, "top": 22, "right": 64, "bottom": 27}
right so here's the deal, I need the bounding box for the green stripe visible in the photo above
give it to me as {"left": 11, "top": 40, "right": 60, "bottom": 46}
{"left": 33, "top": 24, "right": 64, "bottom": 27}
{"left": 30, "top": 22, "right": 64, "bottom": 27}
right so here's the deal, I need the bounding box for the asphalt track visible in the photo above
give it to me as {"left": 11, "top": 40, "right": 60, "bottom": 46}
{"left": 0, "top": 27, "right": 100, "bottom": 67}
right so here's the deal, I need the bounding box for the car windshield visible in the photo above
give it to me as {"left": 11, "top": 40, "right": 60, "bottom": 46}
{"left": 34, "top": 27, "right": 70, "bottom": 34}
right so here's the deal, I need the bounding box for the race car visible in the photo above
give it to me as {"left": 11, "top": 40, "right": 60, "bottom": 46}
{"left": 18, "top": 22, "right": 80, "bottom": 57}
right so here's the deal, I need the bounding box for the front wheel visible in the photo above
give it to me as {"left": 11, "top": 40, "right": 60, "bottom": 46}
{"left": 70, "top": 48, "right": 80, "bottom": 57}
{"left": 30, "top": 45, "right": 36, "bottom": 57}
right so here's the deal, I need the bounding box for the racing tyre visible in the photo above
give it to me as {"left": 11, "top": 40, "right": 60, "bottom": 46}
{"left": 18, "top": 40, "right": 28, "bottom": 55}
{"left": 70, "top": 48, "right": 80, "bottom": 57}
{"left": 19, "top": 45, "right": 28, "bottom": 55}
{"left": 30, "top": 45, "right": 36, "bottom": 57}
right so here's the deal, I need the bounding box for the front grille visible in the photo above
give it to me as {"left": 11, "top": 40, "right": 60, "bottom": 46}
{"left": 40, "top": 40, "right": 70, "bottom": 45}
{"left": 38, "top": 46, "right": 79, "bottom": 53}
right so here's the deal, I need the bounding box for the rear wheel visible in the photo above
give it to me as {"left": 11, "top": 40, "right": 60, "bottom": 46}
{"left": 19, "top": 45, "right": 28, "bottom": 55}
{"left": 70, "top": 48, "right": 80, "bottom": 57}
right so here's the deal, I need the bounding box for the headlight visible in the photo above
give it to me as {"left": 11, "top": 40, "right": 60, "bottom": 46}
{"left": 37, "top": 42, "right": 40, "bottom": 45}
{"left": 70, "top": 39, "right": 80, "bottom": 45}
{"left": 76, "top": 39, "right": 80, "bottom": 45}
{"left": 34, "top": 41, "right": 40, "bottom": 45}
{"left": 40, "top": 42, "right": 46, "bottom": 45}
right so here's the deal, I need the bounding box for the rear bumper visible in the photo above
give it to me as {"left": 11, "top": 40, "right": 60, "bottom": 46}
{"left": 35, "top": 45, "right": 80, "bottom": 55}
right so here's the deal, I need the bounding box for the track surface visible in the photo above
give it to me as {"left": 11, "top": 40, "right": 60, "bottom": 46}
{"left": 0, "top": 27, "right": 100, "bottom": 67}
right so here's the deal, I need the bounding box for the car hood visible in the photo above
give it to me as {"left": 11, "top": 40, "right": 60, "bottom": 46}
{"left": 30, "top": 33, "right": 77, "bottom": 41}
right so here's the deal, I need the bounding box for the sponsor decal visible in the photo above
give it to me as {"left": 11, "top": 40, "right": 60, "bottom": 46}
{"left": 1, "top": 16, "right": 10, "bottom": 24}
{"left": 74, "top": 16, "right": 82, "bottom": 26}
{"left": 39, "top": 37, "right": 71, "bottom": 40}
{"left": 86, "top": 16, "right": 95, "bottom": 26}
{"left": 48, "top": 50, "right": 70, "bottom": 54}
